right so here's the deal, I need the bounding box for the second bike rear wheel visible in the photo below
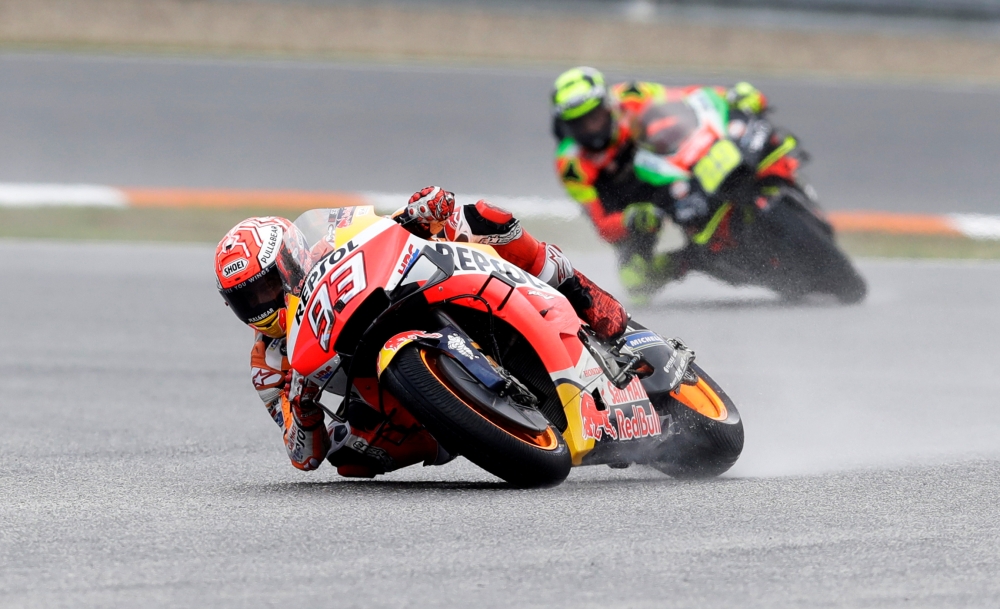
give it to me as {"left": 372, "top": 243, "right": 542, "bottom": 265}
{"left": 382, "top": 344, "right": 571, "bottom": 488}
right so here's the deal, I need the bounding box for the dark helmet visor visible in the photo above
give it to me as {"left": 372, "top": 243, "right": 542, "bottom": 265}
{"left": 220, "top": 264, "right": 286, "bottom": 325}
{"left": 566, "top": 106, "right": 613, "bottom": 152}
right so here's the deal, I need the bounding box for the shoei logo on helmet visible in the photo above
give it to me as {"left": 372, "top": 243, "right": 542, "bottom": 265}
{"left": 257, "top": 225, "right": 282, "bottom": 267}
{"left": 222, "top": 258, "right": 248, "bottom": 278}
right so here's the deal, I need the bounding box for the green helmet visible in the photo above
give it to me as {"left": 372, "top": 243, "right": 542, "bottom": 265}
{"left": 552, "top": 67, "right": 608, "bottom": 121}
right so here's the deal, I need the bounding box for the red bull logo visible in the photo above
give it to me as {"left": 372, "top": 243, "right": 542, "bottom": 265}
{"left": 613, "top": 404, "right": 662, "bottom": 440}
{"left": 579, "top": 387, "right": 663, "bottom": 443}
{"left": 580, "top": 392, "right": 617, "bottom": 441}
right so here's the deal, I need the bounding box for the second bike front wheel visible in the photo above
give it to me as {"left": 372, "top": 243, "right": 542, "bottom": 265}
{"left": 765, "top": 186, "right": 868, "bottom": 304}
{"left": 382, "top": 345, "right": 571, "bottom": 488}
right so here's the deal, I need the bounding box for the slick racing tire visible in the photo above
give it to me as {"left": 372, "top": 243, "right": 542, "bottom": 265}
{"left": 382, "top": 345, "right": 572, "bottom": 488}
{"left": 765, "top": 187, "right": 867, "bottom": 304}
{"left": 651, "top": 364, "right": 744, "bottom": 480}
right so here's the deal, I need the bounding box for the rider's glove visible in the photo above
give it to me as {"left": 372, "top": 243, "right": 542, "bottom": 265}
{"left": 403, "top": 186, "right": 456, "bottom": 224}
{"left": 726, "top": 82, "right": 768, "bottom": 115}
{"left": 622, "top": 202, "right": 665, "bottom": 235}
{"left": 673, "top": 193, "right": 710, "bottom": 226}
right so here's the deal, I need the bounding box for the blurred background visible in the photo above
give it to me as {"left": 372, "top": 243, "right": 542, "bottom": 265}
{"left": 1, "top": 0, "right": 999, "bottom": 251}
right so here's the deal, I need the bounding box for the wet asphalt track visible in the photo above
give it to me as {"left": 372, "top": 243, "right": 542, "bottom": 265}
{"left": 2, "top": 52, "right": 1000, "bottom": 213}
{"left": 2, "top": 240, "right": 998, "bottom": 607}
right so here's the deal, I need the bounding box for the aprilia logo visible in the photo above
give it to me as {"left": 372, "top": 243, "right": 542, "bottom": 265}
{"left": 222, "top": 258, "right": 248, "bottom": 277}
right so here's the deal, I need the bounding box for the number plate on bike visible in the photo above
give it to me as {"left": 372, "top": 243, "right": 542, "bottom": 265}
{"left": 693, "top": 139, "right": 743, "bottom": 195}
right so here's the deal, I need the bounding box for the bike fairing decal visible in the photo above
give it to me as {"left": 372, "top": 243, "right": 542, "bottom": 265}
{"left": 564, "top": 379, "right": 662, "bottom": 443}
{"left": 447, "top": 334, "right": 476, "bottom": 359}
{"left": 686, "top": 88, "right": 728, "bottom": 134}
{"left": 431, "top": 242, "right": 560, "bottom": 295}
{"left": 305, "top": 252, "right": 367, "bottom": 353}
{"left": 692, "top": 202, "right": 732, "bottom": 246}
{"left": 757, "top": 135, "right": 797, "bottom": 172}
{"left": 632, "top": 148, "right": 688, "bottom": 186}
{"left": 382, "top": 234, "right": 426, "bottom": 293}
{"left": 554, "top": 349, "right": 661, "bottom": 446}
{"left": 624, "top": 331, "right": 665, "bottom": 351}
{"left": 334, "top": 206, "right": 356, "bottom": 229}
{"left": 375, "top": 331, "right": 444, "bottom": 377}
{"left": 289, "top": 230, "right": 377, "bottom": 361}
{"left": 291, "top": 218, "right": 393, "bottom": 348}
{"left": 299, "top": 240, "right": 360, "bottom": 308}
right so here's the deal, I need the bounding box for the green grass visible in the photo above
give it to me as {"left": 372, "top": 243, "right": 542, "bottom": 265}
{"left": 837, "top": 232, "right": 1000, "bottom": 260}
{"left": 3, "top": 206, "right": 1000, "bottom": 260}
{"left": 0, "top": 206, "right": 314, "bottom": 243}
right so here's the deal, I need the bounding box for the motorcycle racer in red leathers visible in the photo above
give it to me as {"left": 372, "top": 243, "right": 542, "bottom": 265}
{"left": 214, "top": 187, "right": 628, "bottom": 478}
{"left": 552, "top": 66, "right": 768, "bottom": 303}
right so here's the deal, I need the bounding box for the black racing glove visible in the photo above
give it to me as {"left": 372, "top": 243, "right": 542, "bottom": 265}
{"left": 622, "top": 202, "right": 665, "bottom": 234}
{"left": 672, "top": 193, "right": 710, "bottom": 226}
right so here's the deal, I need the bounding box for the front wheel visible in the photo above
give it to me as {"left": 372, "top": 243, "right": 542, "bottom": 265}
{"left": 651, "top": 364, "right": 744, "bottom": 479}
{"left": 381, "top": 345, "right": 571, "bottom": 488}
{"left": 763, "top": 187, "right": 867, "bottom": 304}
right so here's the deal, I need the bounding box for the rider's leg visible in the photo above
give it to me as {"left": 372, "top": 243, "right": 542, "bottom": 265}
{"left": 616, "top": 232, "right": 690, "bottom": 304}
{"left": 326, "top": 383, "right": 446, "bottom": 478}
{"left": 251, "top": 335, "right": 331, "bottom": 471}
{"left": 446, "top": 199, "right": 628, "bottom": 340}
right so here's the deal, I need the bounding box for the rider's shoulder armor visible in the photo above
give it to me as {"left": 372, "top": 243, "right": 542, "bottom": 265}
{"left": 555, "top": 139, "right": 601, "bottom": 204}
{"left": 611, "top": 81, "right": 667, "bottom": 115}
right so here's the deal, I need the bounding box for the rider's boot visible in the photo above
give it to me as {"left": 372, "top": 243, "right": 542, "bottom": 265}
{"left": 557, "top": 269, "right": 629, "bottom": 341}
{"left": 327, "top": 389, "right": 448, "bottom": 478}
{"left": 619, "top": 252, "right": 686, "bottom": 306}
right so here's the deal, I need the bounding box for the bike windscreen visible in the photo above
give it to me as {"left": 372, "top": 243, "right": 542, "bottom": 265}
{"left": 293, "top": 208, "right": 341, "bottom": 249}
{"left": 640, "top": 102, "right": 699, "bottom": 156}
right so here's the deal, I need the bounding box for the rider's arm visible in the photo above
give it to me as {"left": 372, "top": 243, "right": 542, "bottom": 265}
{"left": 725, "top": 82, "right": 768, "bottom": 115}
{"left": 250, "top": 335, "right": 289, "bottom": 429}
{"left": 555, "top": 146, "right": 629, "bottom": 244}
{"left": 250, "top": 335, "right": 329, "bottom": 471}
{"left": 585, "top": 201, "right": 629, "bottom": 243}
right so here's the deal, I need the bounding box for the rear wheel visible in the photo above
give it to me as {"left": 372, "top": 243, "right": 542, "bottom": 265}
{"left": 652, "top": 364, "right": 744, "bottom": 479}
{"left": 381, "top": 345, "right": 571, "bottom": 488}
{"left": 764, "top": 186, "right": 867, "bottom": 304}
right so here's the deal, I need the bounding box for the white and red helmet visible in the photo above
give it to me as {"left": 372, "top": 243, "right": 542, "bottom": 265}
{"left": 214, "top": 217, "right": 310, "bottom": 337}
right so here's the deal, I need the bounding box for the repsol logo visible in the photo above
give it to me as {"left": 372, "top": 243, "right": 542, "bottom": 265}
{"left": 433, "top": 243, "right": 551, "bottom": 291}
{"left": 296, "top": 240, "right": 359, "bottom": 323}
{"left": 222, "top": 258, "right": 247, "bottom": 277}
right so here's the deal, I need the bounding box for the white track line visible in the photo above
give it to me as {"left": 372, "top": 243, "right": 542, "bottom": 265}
{"left": 0, "top": 183, "right": 126, "bottom": 207}
{"left": 949, "top": 214, "right": 1000, "bottom": 240}
{"left": 1, "top": 182, "right": 998, "bottom": 240}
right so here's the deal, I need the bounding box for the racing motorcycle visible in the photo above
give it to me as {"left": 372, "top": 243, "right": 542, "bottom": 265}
{"left": 631, "top": 88, "right": 866, "bottom": 303}
{"left": 284, "top": 206, "right": 743, "bottom": 487}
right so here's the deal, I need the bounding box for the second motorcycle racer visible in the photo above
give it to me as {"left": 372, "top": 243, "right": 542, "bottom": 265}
{"left": 551, "top": 66, "right": 863, "bottom": 304}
